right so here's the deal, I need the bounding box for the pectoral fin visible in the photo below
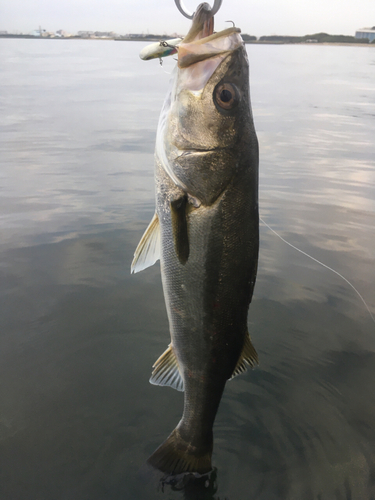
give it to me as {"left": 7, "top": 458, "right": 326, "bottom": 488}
{"left": 131, "top": 213, "right": 160, "bottom": 274}
{"left": 150, "top": 344, "right": 184, "bottom": 392}
{"left": 170, "top": 196, "right": 189, "bottom": 265}
{"left": 230, "top": 331, "right": 259, "bottom": 379}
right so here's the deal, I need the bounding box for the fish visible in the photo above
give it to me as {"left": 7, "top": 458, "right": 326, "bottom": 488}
{"left": 131, "top": 3, "right": 259, "bottom": 476}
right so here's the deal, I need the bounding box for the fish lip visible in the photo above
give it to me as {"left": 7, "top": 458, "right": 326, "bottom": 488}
{"left": 186, "top": 27, "right": 241, "bottom": 46}
{"left": 178, "top": 28, "right": 242, "bottom": 69}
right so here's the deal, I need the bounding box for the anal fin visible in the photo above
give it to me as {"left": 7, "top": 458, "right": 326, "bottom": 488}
{"left": 230, "top": 331, "right": 259, "bottom": 380}
{"left": 150, "top": 344, "right": 184, "bottom": 392}
{"left": 131, "top": 213, "right": 160, "bottom": 274}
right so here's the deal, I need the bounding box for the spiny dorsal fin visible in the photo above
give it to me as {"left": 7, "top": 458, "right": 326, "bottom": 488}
{"left": 170, "top": 196, "right": 189, "bottom": 265}
{"left": 230, "top": 331, "right": 259, "bottom": 380}
{"left": 149, "top": 344, "right": 184, "bottom": 392}
{"left": 131, "top": 213, "right": 160, "bottom": 274}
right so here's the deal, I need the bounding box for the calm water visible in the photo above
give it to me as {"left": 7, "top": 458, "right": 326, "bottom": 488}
{"left": 0, "top": 39, "right": 374, "bottom": 499}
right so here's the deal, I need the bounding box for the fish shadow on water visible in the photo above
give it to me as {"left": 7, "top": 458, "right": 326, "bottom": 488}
{"left": 140, "top": 465, "right": 229, "bottom": 500}
{"left": 158, "top": 468, "right": 227, "bottom": 500}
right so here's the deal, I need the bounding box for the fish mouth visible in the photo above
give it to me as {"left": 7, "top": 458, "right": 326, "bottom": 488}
{"left": 178, "top": 3, "right": 242, "bottom": 69}
{"left": 174, "top": 148, "right": 230, "bottom": 167}
{"left": 178, "top": 28, "right": 242, "bottom": 69}
{"left": 176, "top": 147, "right": 224, "bottom": 157}
{"left": 185, "top": 27, "right": 242, "bottom": 46}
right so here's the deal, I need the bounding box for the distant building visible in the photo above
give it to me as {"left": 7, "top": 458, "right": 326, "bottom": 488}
{"left": 31, "top": 27, "right": 54, "bottom": 37}
{"left": 128, "top": 33, "right": 148, "bottom": 39}
{"left": 94, "top": 31, "right": 117, "bottom": 38}
{"left": 77, "top": 31, "right": 95, "bottom": 38}
{"left": 355, "top": 27, "right": 375, "bottom": 42}
{"left": 56, "top": 30, "right": 71, "bottom": 38}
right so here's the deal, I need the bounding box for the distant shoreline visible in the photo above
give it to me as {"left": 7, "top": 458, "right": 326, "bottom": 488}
{"left": 246, "top": 41, "right": 375, "bottom": 47}
{"left": 0, "top": 34, "right": 373, "bottom": 47}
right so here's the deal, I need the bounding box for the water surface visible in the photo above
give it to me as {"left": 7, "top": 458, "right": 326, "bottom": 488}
{"left": 0, "top": 39, "right": 374, "bottom": 499}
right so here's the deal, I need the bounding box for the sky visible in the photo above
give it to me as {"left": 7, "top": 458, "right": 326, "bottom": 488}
{"left": 1, "top": 0, "right": 374, "bottom": 37}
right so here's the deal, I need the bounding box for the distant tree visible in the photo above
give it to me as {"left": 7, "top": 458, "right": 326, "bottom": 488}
{"left": 241, "top": 34, "right": 257, "bottom": 41}
{"left": 257, "top": 32, "right": 371, "bottom": 44}
{"left": 302, "top": 32, "right": 369, "bottom": 43}
{"left": 259, "top": 35, "right": 302, "bottom": 43}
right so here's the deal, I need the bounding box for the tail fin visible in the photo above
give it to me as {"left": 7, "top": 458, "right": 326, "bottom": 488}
{"left": 147, "top": 428, "right": 212, "bottom": 475}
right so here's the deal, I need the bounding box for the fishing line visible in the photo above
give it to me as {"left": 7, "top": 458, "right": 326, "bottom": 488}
{"left": 159, "top": 59, "right": 173, "bottom": 75}
{"left": 259, "top": 216, "right": 375, "bottom": 324}
{"left": 158, "top": 52, "right": 177, "bottom": 74}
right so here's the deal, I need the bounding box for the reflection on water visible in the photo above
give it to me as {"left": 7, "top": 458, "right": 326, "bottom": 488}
{"left": 0, "top": 40, "right": 374, "bottom": 499}
{"left": 151, "top": 469, "right": 220, "bottom": 500}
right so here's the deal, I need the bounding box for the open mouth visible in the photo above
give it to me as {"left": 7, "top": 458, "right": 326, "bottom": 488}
{"left": 178, "top": 28, "right": 242, "bottom": 69}
{"left": 178, "top": 4, "right": 242, "bottom": 69}
{"left": 176, "top": 148, "right": 224, "bottom": 159}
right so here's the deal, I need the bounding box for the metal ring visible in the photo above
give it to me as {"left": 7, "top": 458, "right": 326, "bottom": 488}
{"left": 174, "top": 0, "right": 223, "bottom": 20}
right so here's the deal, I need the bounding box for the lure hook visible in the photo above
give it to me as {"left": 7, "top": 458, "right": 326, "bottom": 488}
{"left": 174, "top": 0, "right": 223, "bottom": 20}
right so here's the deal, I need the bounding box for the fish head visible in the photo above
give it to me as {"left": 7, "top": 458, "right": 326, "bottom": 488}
{"left": 157, "top": 6, "right": 257, "bottom": 205}
{"left": 174, "top": 34, "right": 250, "bottom": 148}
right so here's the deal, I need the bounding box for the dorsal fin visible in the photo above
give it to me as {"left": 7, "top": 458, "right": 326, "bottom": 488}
{"left": 131, "top": 213, "right": 160, "bottom": 274}
{"left": 170, "top": 196, "right": 189, "bottom": 265}
{"left": 230, "top": 331, "right": 258, "bottom": 380}
{"left": 150, "top": 344, "right": 184, "bottom": 392}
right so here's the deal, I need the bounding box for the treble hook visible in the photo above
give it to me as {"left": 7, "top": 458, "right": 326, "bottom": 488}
{"left": 174, "top": 0, "right": 223, "bottom": 20}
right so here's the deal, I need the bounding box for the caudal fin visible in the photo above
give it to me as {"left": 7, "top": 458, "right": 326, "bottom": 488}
{"left": 147, "top": 428, "right": 212, "bottom": 475}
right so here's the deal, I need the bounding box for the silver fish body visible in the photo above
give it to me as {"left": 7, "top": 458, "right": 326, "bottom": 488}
{"left": 132, "top": 5, "right": 259, "bottom": 476}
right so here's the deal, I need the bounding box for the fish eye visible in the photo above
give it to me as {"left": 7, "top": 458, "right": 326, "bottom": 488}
{"left": 214, "top": 83, "right": 238, "bottom": 110}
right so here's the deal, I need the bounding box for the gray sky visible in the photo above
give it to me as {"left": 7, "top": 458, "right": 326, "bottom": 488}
{"left": 1, "top": 0, "right": 374, "bottom": 37}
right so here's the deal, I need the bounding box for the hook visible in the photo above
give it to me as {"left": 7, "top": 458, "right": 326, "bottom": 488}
{"left": 174, "top": 0, "right": 223, "bottom": 20}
